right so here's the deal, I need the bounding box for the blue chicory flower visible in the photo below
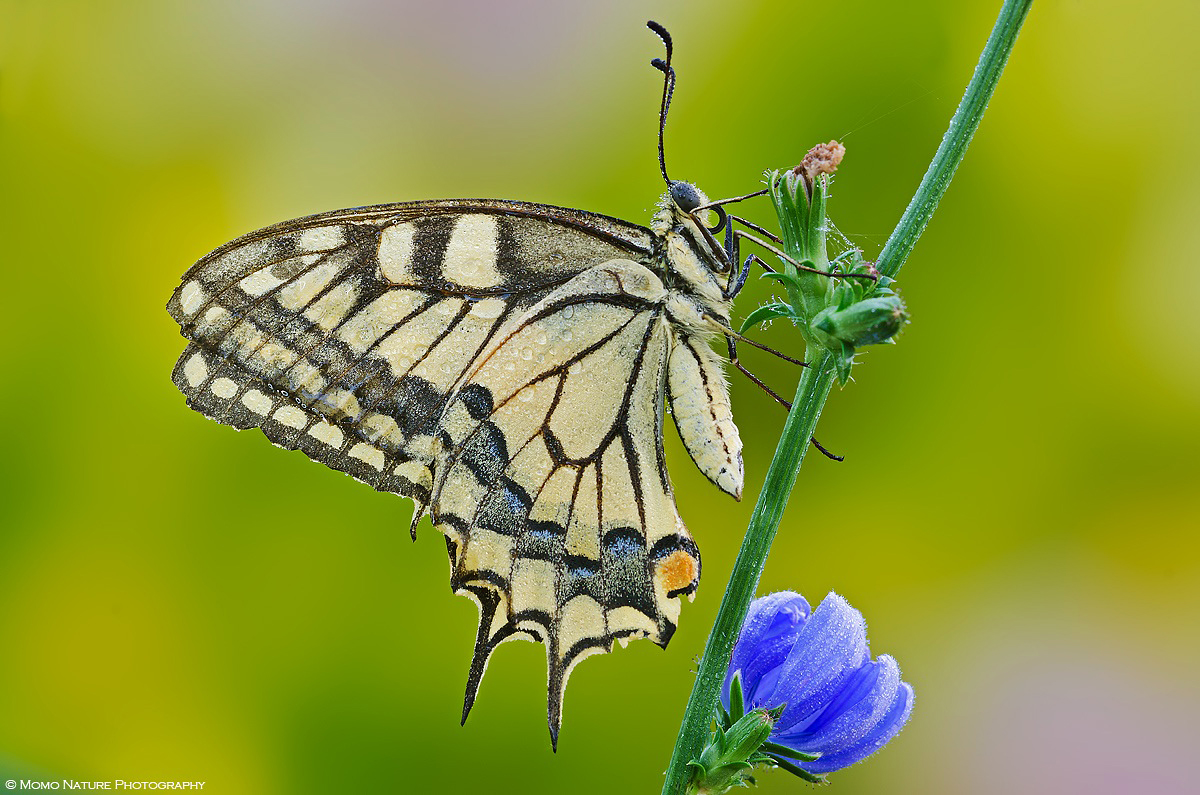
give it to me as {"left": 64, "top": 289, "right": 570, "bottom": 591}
{"left": 721, "top": 591, "right": 913, "bottom": 775}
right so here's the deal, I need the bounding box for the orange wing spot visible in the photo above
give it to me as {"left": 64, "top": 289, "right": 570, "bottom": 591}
{"left": 655, "top": 549, "right": 700, "bottom": 595}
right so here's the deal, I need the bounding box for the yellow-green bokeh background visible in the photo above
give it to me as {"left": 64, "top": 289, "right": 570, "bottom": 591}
{"left": 3, "top": 1, "right": 1198, "bottom": 792}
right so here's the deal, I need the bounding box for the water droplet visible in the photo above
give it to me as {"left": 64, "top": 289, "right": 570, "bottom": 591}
{"left": 519, "top": 347, "right": 533, "bottom": 361}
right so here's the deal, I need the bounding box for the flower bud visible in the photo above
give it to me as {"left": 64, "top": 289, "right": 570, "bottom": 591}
{"left": 793, "top": 140, "right": 846, "bottom": 198}
{"left": 722, "top": 708, "right": 776, "bottom": 763}
{"left": 687, "top": 708, "right": 778, "bottom": 795}
{"left": 813, "top": 294, "right": 908, "bottom": 348}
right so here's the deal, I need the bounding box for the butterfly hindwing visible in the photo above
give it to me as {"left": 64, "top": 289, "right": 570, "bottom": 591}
{"left": 431, "top": 260, "right": 702, "bottom": 740}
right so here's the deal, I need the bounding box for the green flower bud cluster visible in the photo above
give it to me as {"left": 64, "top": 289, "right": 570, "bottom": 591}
{"left": 740, "top": 150, "right": 908, "bottom": 383}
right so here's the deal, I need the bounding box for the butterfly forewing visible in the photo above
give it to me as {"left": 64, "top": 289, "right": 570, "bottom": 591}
{"left": 168, "top": 200, "right": 651, "bottom": 503}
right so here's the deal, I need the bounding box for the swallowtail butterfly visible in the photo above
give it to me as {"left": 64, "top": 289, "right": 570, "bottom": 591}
{"left": 168, "top": 22, "right": 763, "bottom": 745}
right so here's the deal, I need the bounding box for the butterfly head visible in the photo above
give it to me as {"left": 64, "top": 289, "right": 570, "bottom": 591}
{"left": 669, "top": 180, "right": 705, "bottom": 213}
{"left": 652, "top": 180, "right": 715, "bottom": 234}
{"left": 663, "top": 179, "right": 719, "bottom": 229}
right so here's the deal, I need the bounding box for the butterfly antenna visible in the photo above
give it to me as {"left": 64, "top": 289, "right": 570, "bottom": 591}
{"left": 647, "top": 20, "right": 676, "bottom": 185}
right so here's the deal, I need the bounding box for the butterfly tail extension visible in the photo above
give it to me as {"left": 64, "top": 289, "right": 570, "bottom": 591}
{"left": 543, "top": 523, "right": 702, "bottom": 749}
{"left": 460, "top": 586, "right": 526, "bottom": 726}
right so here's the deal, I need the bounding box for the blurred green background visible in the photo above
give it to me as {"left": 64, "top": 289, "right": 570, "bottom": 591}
{"left": 3, "top": 1, "right": 1197, "bottom": 792}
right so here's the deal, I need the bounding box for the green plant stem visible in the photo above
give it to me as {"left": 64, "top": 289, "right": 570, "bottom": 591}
{"left": 660, "top": 2, "right": 1032, "bottom": 792}
{"left": 664, "top": 352, "right": 836, "bottom": 794}
{"left": 877, "top": 0, "right": 1033, "bottom": 280}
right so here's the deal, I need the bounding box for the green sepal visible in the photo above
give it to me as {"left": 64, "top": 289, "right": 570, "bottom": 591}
{"left": 767, "top": 168, "right": 813, "bottom": 261}
{"left": 723, "top": 709, "right": 774, "bottom": 762}
{"left": 829, "top": 247, "right": 865, "bottom": 272}
{"left": 766, "top": 168, "right": 833, "bottom": 321}
{"left": 716, "top": 697, "right": 732, "bottom": 730}
{"left": 765, "top": 754, "right": 829, "bottom": 786}
{"left": 728, "top": 672, "right": 745, "bottom": 724}
{"left": 832, "top": 341, "right": 855, "bottom": 385}
{"left": 686, "top": 707, "right": 779, "bottom": 795}
{"left": 761, "top": 741, "right": 820, "bottom": 762}
{"left": 739, "top": 302, "right": 796, "bottom": 334}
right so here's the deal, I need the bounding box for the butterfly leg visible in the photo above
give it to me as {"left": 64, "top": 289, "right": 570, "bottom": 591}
{"left": 725, "top": 335, "right": 792, "bottom": 409}
{"left": 703, "top": 314, "right": 806, "bottom": 367}
{"left": 809, "top": 436, "right": 845, "bottom": 462}
{"left": 729, "top": 213, "right": 782, "bottom": 245}
{"left": 723, "top": 335, "right": 845, "bottom": 461}
{"left": 734, "top": 229, "right": 878, "bottom": 283}
{"left": 745, "top": 252, "right": 781, "bottom": 275}
{"left": 723, "top": 253, "right": 754, "bottom": 301}
{"left": 721, "top": 219, "right": 786, "bottom": 299}
{"left": 722, "top": 219, "right": 774, "bottom": 297}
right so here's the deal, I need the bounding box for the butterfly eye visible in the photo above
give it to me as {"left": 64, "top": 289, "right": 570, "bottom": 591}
{"left": 669, "top": 180, "right": 704, "bottom": 212}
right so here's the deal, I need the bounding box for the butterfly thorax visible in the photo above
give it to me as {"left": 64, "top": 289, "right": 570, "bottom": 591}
{"left": 648, "top": 189, "right": 733, "bottom": 335}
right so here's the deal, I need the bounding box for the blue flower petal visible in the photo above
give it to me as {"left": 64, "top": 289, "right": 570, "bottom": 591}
{"left": 800, "top": 678, "right": 914, "bottom": 774}
{"left": 768, "top": 593, "right": 869, "bottom": 733}
{"left": 776, "top": 655, "right": 900, "bottom": 753}
{"left": 721, "top": 592, "right": 810, "bottom": 711}
{"left": 778, "top": 657, "right": 886, "bottom": 744}
{"left": 739, "top": 634, "right": 796, "bottom": 708}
